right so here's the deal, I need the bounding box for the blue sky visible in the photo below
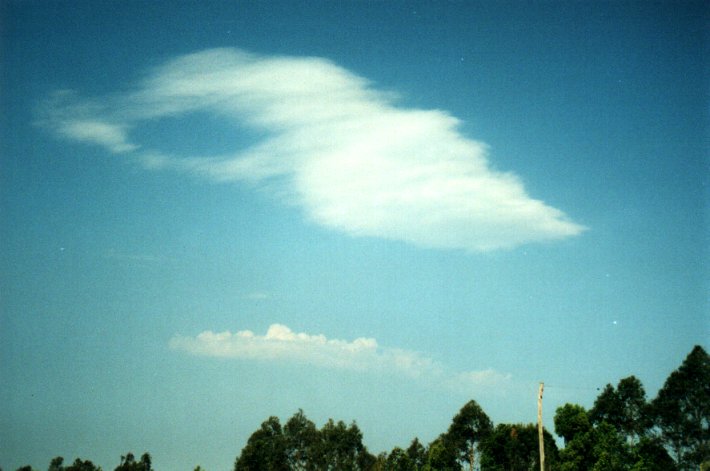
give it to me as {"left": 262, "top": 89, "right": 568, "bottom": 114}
{"left": 1, "top": 1, "right": 707, "bottom": 470}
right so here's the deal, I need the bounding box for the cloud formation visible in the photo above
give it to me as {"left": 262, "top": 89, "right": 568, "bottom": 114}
{"left": 40, "top": 48, "right": 585, "bottom": 251}
{"left": 170, "top": 323, "right": 511, "bottom": 391}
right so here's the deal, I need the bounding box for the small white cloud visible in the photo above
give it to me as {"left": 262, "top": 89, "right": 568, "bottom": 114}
{"left": 451, "top": 369, "right": 513, "bottom": 389}
{"left": 40, "top": 48, "right": 586, "bottom": 252}
{"left": 170, "top": 323, "right": 510, "bottom": 391}
{"left": 57, "top": 119, "right": 138, "bottom": 153}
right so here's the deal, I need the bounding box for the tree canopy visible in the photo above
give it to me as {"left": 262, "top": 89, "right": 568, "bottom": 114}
{"left": 234, "top": 412, "right": 376, "bottom": 471}
{"left": 9, "top": 345, "right": 707, "bottom": 471}
{"left": 651, "top": 345, "right": 709, "bottom": 470}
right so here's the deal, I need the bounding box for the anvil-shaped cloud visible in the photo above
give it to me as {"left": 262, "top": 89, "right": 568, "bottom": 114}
{"left": 39, "top": 48, "right": 585, "bottom": 251}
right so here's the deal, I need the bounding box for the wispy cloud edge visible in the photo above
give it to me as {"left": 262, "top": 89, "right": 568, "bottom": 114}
{"left": 169, "top": 323, "right": 511, "bottom": 392}
{"left": 39, "top": 47, "right": 586, "bottom": 252}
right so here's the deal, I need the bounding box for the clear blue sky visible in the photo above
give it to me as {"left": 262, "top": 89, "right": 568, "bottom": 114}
{"left": 1, "top": 1, "right": 707, "bottom": 470}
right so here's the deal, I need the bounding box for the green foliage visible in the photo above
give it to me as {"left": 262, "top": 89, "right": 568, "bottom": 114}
{"left": 590, "top": 376, "right": 649, "bottom": 442}
{"left": 235, "top": 416, "right": 289, "bottom": 471}
{"left": 422, "top": 437, "right": 458, "bottom": 471}
{"left": 114, "top": 453, "right": 152, "bottom": 471}
{"left": 630, "top": 436, "right": 677, "bottom": 471}
{"left": 444, "top": 399, "right": 493, "bottom": 470}
{"left": 46, "top": 456, "right": 101, "bottom": 471}
{"left": 554, "top": 346, "right": 709, "bottom": 470}
{"left": 405, "top": 438, "right": 426, "bottom": 469}
{"left": 590, "top": 422, "right": 632, "bottom": 470}
{"left": 480, "top": 423, "right": 558, "bottom": 471}
{"left": 49, "top": 457, "right": 65, "bottom": 471}
{"left": 650, "top": 345, "right": 710, "bottom": 470}
{"left": 384, "top": 447, "right": 414, "bottom": 471}
{"left": 234, "top": 411, "right": 375, "bottom": 471}
{"left": 557, "top": 420, "right": 630, "bottom": 471}
{"left": 316, "top": 418, "right": 374, "bottom": 470}
{"left": 554, "top": 404, "right": 592, "bottom": 444}
{"left": 14, "top": 345, "right": 707, "bottom": 471}
{"left": 65, "top": 459, "right": 101, "bottom": 471}
{"left": 284, "top": 409, "right": 319, "bottom": 470}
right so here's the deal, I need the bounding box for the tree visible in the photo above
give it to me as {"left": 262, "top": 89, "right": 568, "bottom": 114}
{"left": 590, "top": 422, "right": 632, "bottom": 471}
{"left": 555, "top": 404, "right": 592, "bottom": 444}
{"left": 114, "top": 453, "right": 151, "bottom": 471}
{"left": 385, "top": 447, "right": 414, "bottom": 471}
{"left": 423, "top": 436, "right": 458, "bottom": 471}
{"left": 48, "top": 458, "right": 65, "bottom": 471}
{"left": 66, "top": 460, "right": 101, "bottom": 471}
{"left": 236, "top": 411, "right": 374, "bottom": 471}
{"left": 557, "top": 421, "right": 631, "bottom": 471}
{"left": 480, "top": 423, "right": 558, "bottom": 471}
{"left": 590, "top": 376, "right": 649, "bottom": 443}
{"left": 284, "top": 409, "right": 320, "bottom": 471}
{"left": 630, "top": 436, "right": 677, "bottom": 471}
{"left": 235, "top": 416, "right": 289, "bottom": 471}
{"left": 315, "top": 419, "right": 375, "bottom": 470}
{"left": 46, "top": 458, "right": 101, "bottom": 471}
{"left": 444, "top": 400, "right": 493, "bottom": 470}
{"left": 406, "top": 438, "right": 426, "bottom": 469}
{"left": 651, "top": 345, "right": 710, "bottom": 470}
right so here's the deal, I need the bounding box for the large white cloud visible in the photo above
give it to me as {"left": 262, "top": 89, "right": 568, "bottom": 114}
{"left": 39, "top": 48, "right": 585, "bottom": 251}
{"left": 170, "top": 323, "right": 510, "bottom": 391}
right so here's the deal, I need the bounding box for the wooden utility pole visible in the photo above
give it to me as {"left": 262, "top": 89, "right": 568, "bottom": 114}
{"left": 538, "top": 382, "right": 545, "bottom": 471}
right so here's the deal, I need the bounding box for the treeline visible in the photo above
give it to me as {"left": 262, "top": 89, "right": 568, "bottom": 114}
{"left": 8, "top": 453, "right": 155, "bottom": 471}
{"left": 233, "top": 400, "right": 558, "bottom": 471}
{"left": 233, "top": 345, "right": 708, "bottom": 470}
{"left": 8, "top": 346, "right": 708, "bottom": 471}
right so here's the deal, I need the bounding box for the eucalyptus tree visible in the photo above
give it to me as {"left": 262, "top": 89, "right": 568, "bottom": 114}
{"left": 284, "top": 409, "right": 320, "bottom": 471}
{"left": 480, "top": 423, "right": 558, "bottom": 471}
{"left": 116, "top": 453, "right": 151, "bottom": 471}
{"left": 406, "top": 438, "right": 426, "bottom": 469}
{"left": 235, "top": 416, "right": 289, "bottom": 471}
{"left": 314, "top": 418, "right": 375, "bottom": 470}
{"left": 651, "top": 345, "right": 710, "bottom": 470}
{"left": 444, "top": 400, "right": 493, "bottom": 471}
{"left": 590, "top": 376, "right": 649, "bottom": 443}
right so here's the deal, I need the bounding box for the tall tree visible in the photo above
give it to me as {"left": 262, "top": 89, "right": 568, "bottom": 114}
{"left": 444, "top": 400, "right": 493, "bottom": 470}
{"left": 48, "top": 458, "right": 64, "bottom": 471}
{"left": 385, "top": 447, "right": 414, "bottom": 471}
{"left": 235, "top": 416, "right": 289, "bottom": 471}
{"left": 406, "top": 438, "right": 426, "bottom": 469}
{"left": 651, "top": 345, "right": 710, "bottom": 470}
{"left": 114, "top": 453, "right": 150, "bottom": 471}
{"left": 590, "top": 376, "right": 649, "bottom": 443}
{"left": 631, "top": 436, "right": 677, "bottom": 471}
{"left": 315, "top": 419, "right": 375, "bottom": 470}
{"left": 284, "top": 409, "right": 320, "bottom": 471}
{"left": 554, "top": 404, "right": 592, "bottom": 444}
{"left": 480, "top": 423, "right": 558, "bottom": 471}
{"left": 65, "top": 459, "right": 100, "bottom": 471}
{"left": 423, "top": 436, "right": 458, "bottom": 471}
{"left": 47, "top": 456, "right": 101, "bottom": 471}
{"left": 557, "top": 421, "right": 632, "bottom": 471}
